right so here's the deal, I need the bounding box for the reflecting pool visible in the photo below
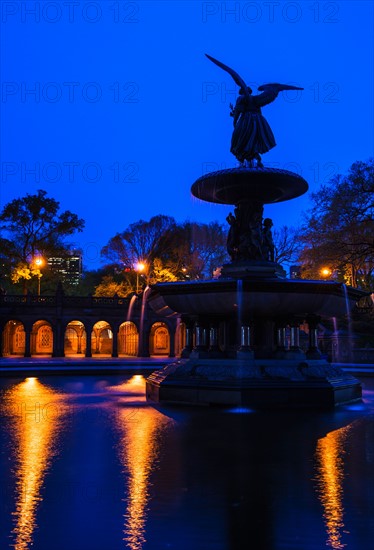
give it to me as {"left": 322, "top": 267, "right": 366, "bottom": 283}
{"left": 0, "top": 374, "right": 373, "bottom": 550}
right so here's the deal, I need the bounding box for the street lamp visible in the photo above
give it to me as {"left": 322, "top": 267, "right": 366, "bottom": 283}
{"left": 34, "top": 257, "right": 44, "bottom": 295}
{"left": 320, "top": 267, "right": 332, "bottom": 279}
{"left": 135, "top": 262, "right": 145, "bottom": 294}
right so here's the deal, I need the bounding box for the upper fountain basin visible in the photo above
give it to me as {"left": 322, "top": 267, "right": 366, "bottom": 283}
{"left": 191, "top": 167, "right": 309, "bottom": 205}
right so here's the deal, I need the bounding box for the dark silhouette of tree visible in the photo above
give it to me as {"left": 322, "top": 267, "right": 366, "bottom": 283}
{"left": 175, "top": 221, "right": 228, "bottom": 279}
{"left": 0, "top": 189, "right": 85, "bottom": 293}
{"left": 101, "top": 216, "right": 229, "bottom": 287}
{"left": 297, "top": 159, "right": 374, "bottom": 289}
{"left": 272, "top": 225, "right": 302, "bottom": 266}
{"left": 101, "top": 215, "right": 177, "bottom": 281}
{"left": 0, "top": 189, "right": 85, "bottom": 264}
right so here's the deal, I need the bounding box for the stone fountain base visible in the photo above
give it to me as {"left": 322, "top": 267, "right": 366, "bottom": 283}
{"left": 146, "top": 358, "right": 362, "bottom": 408}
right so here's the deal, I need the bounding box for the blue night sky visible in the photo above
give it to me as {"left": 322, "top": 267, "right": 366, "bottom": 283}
{"left": 1, "top": 1, "right": 373, "bottom": 269}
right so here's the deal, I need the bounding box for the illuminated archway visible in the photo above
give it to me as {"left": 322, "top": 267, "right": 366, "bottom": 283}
{"left": 32, "top": 321, "right": 53, "bottom": 356}
{"left": 64, "top": 320, "right": 86, "bottom": 355}
{"left": 149, "top": 322, "right": 170, "bottom": 356}
{"left": 118, "top": 322, "right": 139, "bottom": 356}
{"left": 2, "top": 320, "right": 25, "bottom": 356}
{"left": 92, "top": 321, "right": 113, "bottom": 355}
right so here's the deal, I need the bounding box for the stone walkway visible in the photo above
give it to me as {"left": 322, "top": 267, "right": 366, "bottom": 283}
{"left": 0, "top": 357, "right": 372, "bottom": 377}
{"left": 0, "top": 356, "right": 174, "bottom": 376}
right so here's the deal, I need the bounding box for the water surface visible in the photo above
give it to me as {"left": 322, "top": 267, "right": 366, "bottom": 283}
{"left": 0, "top": 374, "right": 373, "bottom": 550}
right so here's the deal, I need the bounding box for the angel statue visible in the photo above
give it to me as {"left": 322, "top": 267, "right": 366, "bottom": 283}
{"left": 206, "top": 54, "right": 303, "bottom": 168}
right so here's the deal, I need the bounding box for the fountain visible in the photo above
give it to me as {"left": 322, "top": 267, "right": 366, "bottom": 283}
{"left": 145, "top": 54, "right": 366, "bottom": 408}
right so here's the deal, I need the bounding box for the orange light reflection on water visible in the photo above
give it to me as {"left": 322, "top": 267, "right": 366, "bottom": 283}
{"left": 113, "top": 375, "right": 172, "bottom": 550}
{"left": 315, "top": 423, "right": 353, "bottom": 549}
{"left": 2, "top": 377, "right": 67, "bottom": 550}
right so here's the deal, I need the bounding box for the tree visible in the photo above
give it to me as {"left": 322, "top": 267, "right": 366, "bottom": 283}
{"left": 272, "top": 225, "right": 302, "bottom": 266}
{"left": 10, "top": 262, "right": 42, "bottom": 295}
{"left": 0, "top": 189, "right": 85, "bottom": 292}
{"left": 101, "top": 217, "right": 230, "bottom": 285}
{"left": 101, "top": 214, "right": 177, "bottom": 279}
{"left": 94, "top": 275, "right": 133, "bottom": 298}
{"left": 0, "top": 189, "right": 85, "bottom": 263}
{"left": 149, "top": 258, "right": 178, "bottom": 284}
{"left": 297, "top": 159, "right": 374, "bottom": 289}
{"left": 176, "top": 221, "right": 229, "bottom": 279}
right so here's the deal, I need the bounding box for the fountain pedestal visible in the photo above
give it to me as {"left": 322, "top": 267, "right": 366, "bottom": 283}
{"left": 146, "top": 167, "right": 364, "bottom": 408}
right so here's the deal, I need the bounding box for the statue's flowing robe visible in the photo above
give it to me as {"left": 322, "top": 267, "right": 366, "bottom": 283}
{"left": 230, "top": 89, "right": 278, "bottom": 161}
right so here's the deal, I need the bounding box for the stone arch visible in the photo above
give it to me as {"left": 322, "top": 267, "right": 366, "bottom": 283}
{"left": 92, "top": 320, "right": 113, "bottom": 356}
{"left": 32, "top": 320, "right": 53, "bottom": 356}
{"left": 2, "top": 320, "right": 26, "bottom": 356}
{"left": 64, "top": 320, "right": 87, "bottom": 355}
{"left": 149, "top": 322, "right": 170, "bottom": 356}
{"left": 118, "top": 321, "right": 139, "bottom": 356}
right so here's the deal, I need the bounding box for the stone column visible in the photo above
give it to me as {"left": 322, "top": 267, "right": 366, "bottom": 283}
{"left": 195, "top": 324, "right": 207, "bottom": 350}
{"left": 111, "top": 325, "right": 119, "bottom": 358}
{"left": 85, "top": 326, "right": 92, "bottom": 358}
{"left": 181, "top": 318, "right": 194, "bottom": 358}
{"left": 273, "top": 318, "right": 289, "bottom": 359}
{"left": 287, "top": 317, "right": 306, "bottom": 359}
{"left": 137, "top": 321, "right": 150, "bottom": 357}
{"left": 290, "top": 325, "right": 300, "bottom": 349}
{"left": 209, "top": 325, "right": 218, "bottom": 348}
{"left": 52, "top": 320, "right": 64, "bottom": 357}
{"left": 277, "top": 327, "right": 287, "bottom": 349}
{"left": 239, "top": 325, "right": 251, "bottom": 350}
{"left": 190, "top": 319, "right": 208, "bottom": 358}
{"left": 306, "top": 314, "right": 322, "bottom": 359}
{"left": 207, "top": 321, "right": 223, "bottom": 358}
{"left": 24, "top": 325, "right": 32, "bottom": 358}
{"left": 168, "top": 323, "right": 176, "bottom": 358}
{"left": 237, "top": 323, "right": 254, "bottom": 358}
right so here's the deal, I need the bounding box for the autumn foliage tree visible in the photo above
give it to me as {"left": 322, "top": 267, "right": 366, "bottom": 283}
{"left": 297, "top": 159, "right": 374, "bottom": 289}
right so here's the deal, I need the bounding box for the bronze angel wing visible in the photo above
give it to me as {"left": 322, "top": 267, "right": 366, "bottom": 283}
{"left": 205, "top": 56, "right": 303, "bottom": 96}
{"left": 258, "top": 83, "right": 304, "bottom": 91}
{"left": 205, "top": 54, "right": 249, "bottom": 95}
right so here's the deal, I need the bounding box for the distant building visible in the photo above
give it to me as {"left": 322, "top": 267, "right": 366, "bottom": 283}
{"left": 290, "top": 265, "right": 301, "bottom": 279}
{"left": 47, "top": 254, "right": 82, "bottom": 286}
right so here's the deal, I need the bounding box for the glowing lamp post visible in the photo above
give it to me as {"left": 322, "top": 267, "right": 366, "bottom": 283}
{"left": 320, "top": 267, "right": 332, "bottom": 279}
{"left": 135, "top": 262, "right": 145, "bottom": 294}
{"left": 34, "top": 257, "right": 44, "bottom": 295}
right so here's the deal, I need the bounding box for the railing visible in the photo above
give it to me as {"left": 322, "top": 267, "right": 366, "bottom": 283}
{"left": 0, "top": 294, "right": 132, "bottom": 308}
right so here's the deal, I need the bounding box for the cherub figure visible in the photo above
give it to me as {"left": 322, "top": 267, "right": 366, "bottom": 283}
{"left": 262, "top": 218, "right": 275, "bottom": 262}
{"left": 206, "top": 54, "right": 303, "bottom": 167}
{"left": 226, "top": 208, "right": 239, "bottom": 261}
